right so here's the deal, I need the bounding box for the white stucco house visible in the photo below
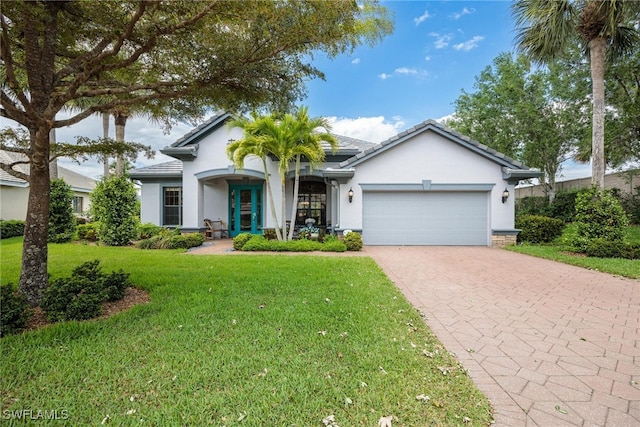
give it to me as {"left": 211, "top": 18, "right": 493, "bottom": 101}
{"left": 130, "top": 113, "right": 542, "bottom": 246}
{"left": 0, "top": 150, "right": 96, "bottom": 221}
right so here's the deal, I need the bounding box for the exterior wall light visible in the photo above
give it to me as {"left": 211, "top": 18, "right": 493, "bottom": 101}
{"left": 502, "top": 188, "right": 510, "bottom": 203}
{"left": 348, "top": 187, "right": 354, "bottom": 203}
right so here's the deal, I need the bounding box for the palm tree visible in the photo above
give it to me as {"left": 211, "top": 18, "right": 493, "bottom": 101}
{"left": 512, "top": 0, "right": 639, "bottom": 189}
{"left": 285, "top": 108, "right": 337, "bottom": 240}
{"left": 227, "top": 112, "right": 284, "bottom": 241}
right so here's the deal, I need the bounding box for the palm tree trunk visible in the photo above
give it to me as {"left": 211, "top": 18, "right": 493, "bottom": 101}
{"left": 263, "top": 158, "right": 283, "bottom": 241}
{"left": 590, "top": 36, "right": 606, "bottom": 189}
{"left": 102, "top": 112, "right": 110, "bottom": 178}
{"left": 288, "top": 155, "right": 301, "bottom": 241}
{"left": 281, "top": 176, "right": 287, "bottom": 241}
{"left": 114, "top": 113, "right": 128, "bottom": 177}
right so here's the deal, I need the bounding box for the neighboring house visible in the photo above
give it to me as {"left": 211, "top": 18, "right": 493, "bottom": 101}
{"left": 0, "top": 150, "right": 97, "bottom": 221}
{"left": 131, "top": 113, "right": 542, "bottom": 246}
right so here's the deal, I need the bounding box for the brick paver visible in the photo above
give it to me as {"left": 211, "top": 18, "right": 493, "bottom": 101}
{"left": 365, "top": 246, "right": 639, "bottom": 427}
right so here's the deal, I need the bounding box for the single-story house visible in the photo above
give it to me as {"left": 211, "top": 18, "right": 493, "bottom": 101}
{"left": 131, "top": 113, "right": 542, "bottom": 246}
{"left": 0, "top": 150, "right": 97, "bottom": 221}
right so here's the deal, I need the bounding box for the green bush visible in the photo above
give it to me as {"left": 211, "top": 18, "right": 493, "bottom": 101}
{"left": 515, "top": 196, "right": 550, "bottom": 218}
{"left": 137, "top": 223, "right": 164, "bottom": 240}
{"left": 238, "top": 235, "right": 346, "bottom": 252}
{"left": 137, "top": 231, "right": 204, "bottom": 250}
{"left": 90, "top": 177, "right": 139, "bottom": 246}
{"left": 41, "top": 260, "right": 130, "bottom": 322}
{"left": 619, "top": 186, "right": 640, "bottom": 225}
{"left": 0, "top": 220, "right": 25, "bottom": 239}
{"left": 320, "top": 240, "right": 347, "bottom": 252}
{"left": 573, "top": 188, "right": 629, "bottom": 251}
{"left": 343, "top": 232, "right": 363, "bottom": 251}
{"left": 233, "top": 232, "right": 253, "bottom": 250}
{"left": 262, "top": 228, "right": 277, "bottom": 240}
{"left": 76, "top": 222, "right": 101, "bottom": 241}
{"left": 549, "top": 190, "right": 581, "bottom": 223}
{"left": 515, "top": 215, "right": 565, "bottom": 244}
{"left": 48, "top": 179, "right": 76, "bottom": 243}
{"left": 0, "top": 284, "right": 33, "bottom": 337}
{"left": 585, "top": 238, "right": 626, "bottom": 258}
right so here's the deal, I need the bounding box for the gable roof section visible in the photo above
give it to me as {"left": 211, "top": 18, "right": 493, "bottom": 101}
{"left": 0, "top": 150, "right": 96, "bottom": 191}
{"left": 339, "top": 120, "right": 543, "bottom": 181}
{"left": 130, "top": 160, "right": 182, "bottom": 180}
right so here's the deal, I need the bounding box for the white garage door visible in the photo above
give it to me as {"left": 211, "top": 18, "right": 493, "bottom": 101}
{"left": 362, "top": 191, "right": 489, "bottom": 245}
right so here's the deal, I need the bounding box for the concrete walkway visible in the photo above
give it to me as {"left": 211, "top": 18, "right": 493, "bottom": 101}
{"left": 365, "top": 246, "right": 639, "bottom": 426}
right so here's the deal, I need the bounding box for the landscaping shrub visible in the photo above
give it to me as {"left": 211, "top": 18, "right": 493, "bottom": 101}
{"left": 137, "top": 230, "right": 204, "bottom": 250}
{"left": 262, "top": 228, "right": 277, "bottom": 240}
{"left": 515, "top": 214, "right": 565, "bottom": 244}
{"left": 90, "top": 177, "right": 139, "bottom": 246}
{"left": 619, "top": 186, "right": 640, "bottom": 225}
{"left": 343, "top": 231, "right": 363, "bottom": 251}
{"left": 585, "top": 239, "right": 640, "bottom": 260}
{"left": 573, "top": 188, "right": 628, "bottom": 251}
{"left": 238, "top": 235, "right": 346, "bottom": 252}
{"left": 233, "top": 232, "right": 253, "bottom": 250}
{"left": 320, "top": 239, "right": 347, "bottom": 252}
{"left": 0, "top": 220, "right": 25, "bottom": 239}
{"left": 76, "top": 222, "right": 101, "bottom": 241}
{"left": 548, "top": 190, "right": 581, "bottom": 223}
{"left": 41, "top": 260, "right": 130, "bottom": 322}
{"left": 515, "top": 196, "right": 550, "bottom": 218}
{"left": 0, "top": 284, "right": 32, "bottom": 336}
{"left": 137, "top": 223, "right": 164, "bottom": 240}
{"left": 48, "top": 179, "right": 76, "bottom": 243}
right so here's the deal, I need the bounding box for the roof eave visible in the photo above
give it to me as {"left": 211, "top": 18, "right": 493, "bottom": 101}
{"left": 502, "top": 167, "right": 544, "bottom": 184}
{"left": 160, "top": 145, "right": 198, "bottom": 160}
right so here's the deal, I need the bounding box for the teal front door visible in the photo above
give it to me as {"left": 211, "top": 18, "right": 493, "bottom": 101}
{"left": 229, "top": 184, "right": 263, "bottom": 236}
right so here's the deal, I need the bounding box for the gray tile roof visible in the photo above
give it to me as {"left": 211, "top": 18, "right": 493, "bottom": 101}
{"left": 338, "top": 119, "right": 534, "bottom": 171}
{"left": 130, "top": 160, "right": 183, "bottom": 179}
{"left": 0, "top": 150, "right": 96, "bottom": 191}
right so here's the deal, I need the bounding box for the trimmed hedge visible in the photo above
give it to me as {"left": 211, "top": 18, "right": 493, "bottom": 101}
{"left": 585, "top": 239, "right": 640, "bottom": 259}
{"left": 0, "top": 284, "right": 33, "bottom": 336}
{"left": 0, "top": 220, "right": 25, "bottom": 239}
{"left": 343, "top": 231, "right": 363, "bottom": 251}
{"left": 573, "top": 188, "right": 628, "bottom": 251}
{"left": 233, "top": 232, "right": 253, "bottom": 250}
{"left": 238, "top": 235, "right": 347, "bottom": 252}
{"left": 137, "top": 231, "right": 204, "bottom": 250}
{"left": 516, "top": 215, "right": 565, "bottom": 244}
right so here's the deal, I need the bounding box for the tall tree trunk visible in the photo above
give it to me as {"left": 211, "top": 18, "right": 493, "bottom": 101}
{"left": 49, "top": 128, "right": 58, "bottom": 180}
{"left": 288, "top": 155, "right": 301, "bottom": 241}
{"left": 281, "top": 176, "right": 287, "bottom": 241}
{"left": 114, "top": 112, "right": 128, "bottom": 177}
{"left": 263, "top": 159, "right": 283, "bottom": 241}
{"left": 19, "top": 129, "right": 52, "bottom": 306}
{"left": 590, "top": 36, "right": 606, "bottom": 189}
{"left": 102, "top": 112, "right": 110, "bottom": 178}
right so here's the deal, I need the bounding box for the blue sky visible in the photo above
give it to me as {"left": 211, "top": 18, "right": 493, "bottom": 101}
{"left": 9, "top": 0, "right": 592, "bottom": 180}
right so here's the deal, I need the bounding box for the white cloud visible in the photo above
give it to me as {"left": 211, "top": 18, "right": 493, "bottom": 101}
{"left": 395, "top": 67, "right": 429, "bottom": 78}
{"left": 326, "top": 116, "right": 405, "bottom": 143}
{"left": 450, "top": 7, "right": 475, "bottom": 20}
{"left": 414, "top": 10, "right": 432, "bottom": 26}
{"left": 351, "top": 58, "right": 361, "bottom": 65}
{"left": 424, "top": 55, "right": 431, "bottom": 62}
{"left": 378, "top": 72, "right": 392, "bottom": 80}
{"left": 429, "top": 32, "right": 452, "bottom": 49}
{"left": 453, "top": 36, "right": 484, "bottom": 51}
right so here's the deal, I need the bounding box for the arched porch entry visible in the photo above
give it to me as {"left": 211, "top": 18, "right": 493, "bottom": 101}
{"left": 294, "top": 178, "right": 328, "bottom": 230}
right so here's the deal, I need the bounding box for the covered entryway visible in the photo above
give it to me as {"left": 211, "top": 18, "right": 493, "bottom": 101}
{"left": 228, "top": 183, "right": 263, "bottom": 236}
{"left": 362, "top": 191, "right": 489, "bottom": 245}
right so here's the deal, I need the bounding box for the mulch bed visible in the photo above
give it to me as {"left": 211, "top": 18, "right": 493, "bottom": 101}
{"left": 25, "top": 287, "right": 150, "bottom": 332}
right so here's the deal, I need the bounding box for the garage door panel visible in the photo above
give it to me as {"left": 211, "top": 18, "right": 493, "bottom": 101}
{"left": 363, "top": 191, "right": 488, "bottom": 245}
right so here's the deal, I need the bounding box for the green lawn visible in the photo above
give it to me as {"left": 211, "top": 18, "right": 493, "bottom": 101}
{"left": 507, "top": 225, "right": 640, "bottom": 279}
{"left": 1, "top": 239, "right": 492, "bottom": 426}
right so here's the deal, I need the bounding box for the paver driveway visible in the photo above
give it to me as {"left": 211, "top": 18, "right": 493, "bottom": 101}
{"left": 365, "top": 246, "right": 639, "bottom": 427}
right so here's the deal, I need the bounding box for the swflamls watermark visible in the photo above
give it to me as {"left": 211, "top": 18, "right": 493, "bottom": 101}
{"left": 2, "top": 409, "right": 69, "bottom": 420}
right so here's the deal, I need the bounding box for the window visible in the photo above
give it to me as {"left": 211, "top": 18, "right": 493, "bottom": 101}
{"left": 163, "top": 187, "right": 183, "bottom": 226}
{"left": 295, "top": 181, "right": 326, "bottom": 227}
{"left": 72, "top": 196, "right": 83, "bottom": 214}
